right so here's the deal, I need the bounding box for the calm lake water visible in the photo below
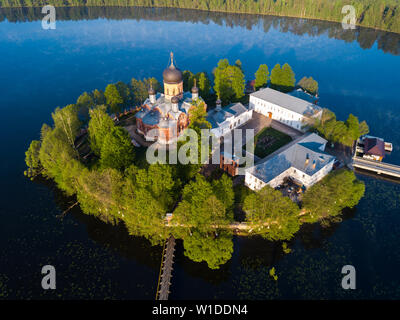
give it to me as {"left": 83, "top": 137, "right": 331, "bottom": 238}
{"left": 0, "top": 7, "right": 399, "bottom": 299}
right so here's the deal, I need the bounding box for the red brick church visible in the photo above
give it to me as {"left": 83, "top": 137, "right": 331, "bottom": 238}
{"left": 135, "top": 52, "right": 206, "bottom": 145}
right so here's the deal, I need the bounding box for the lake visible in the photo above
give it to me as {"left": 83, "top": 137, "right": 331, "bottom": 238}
{"left": 0, "top": 6, "right": 399, "bottom": 299}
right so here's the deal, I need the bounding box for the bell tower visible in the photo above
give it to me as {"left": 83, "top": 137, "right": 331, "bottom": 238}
{"left": 163, "top": 52, "right": 183, "bottom": 101}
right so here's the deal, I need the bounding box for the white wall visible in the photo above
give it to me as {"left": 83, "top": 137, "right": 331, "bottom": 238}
{"left": 212, "top": 109, "right": 253, "bottom": 138}
{"left": 250, "top": 96, "right": 304, "bottom": 131}
{"left": 245, "top": 160, "right": 335, "bottom": 191}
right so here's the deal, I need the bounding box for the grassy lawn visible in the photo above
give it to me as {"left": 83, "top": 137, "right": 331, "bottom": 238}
{"left": 254, "top": 127, "right": 292, "bottom": 158}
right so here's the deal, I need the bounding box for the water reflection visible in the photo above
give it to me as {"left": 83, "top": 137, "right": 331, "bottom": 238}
{"left": 33, "top": 176, "right": 162, "bottom": 271}
{"left": 238, "top": 207, "right": 357, "bottom": 270}
{"left": 0, "top": 6, "right": 399, "bottom": 55}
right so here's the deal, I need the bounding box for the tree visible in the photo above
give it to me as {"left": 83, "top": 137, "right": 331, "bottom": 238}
{"left": 134, "top": 163, "right": 177, "bottom": 210}
{"left": 131, "top": 77, "right": 147, "bottom": 105}
{"left": 346, "top": 114, "right": 360, "bottom": 141}
{"left": 188, "top": 100, "right": 211, "bottom": 129}
{"left": 281, "top": 63, "right": 296, "bottom": 91}
{"left": 76, "top": 91, "right": 94, "bottom": 121}
{"left": 143, "top": 77, "right": 161, "bottom": 93}
{"left": 359, "top": 120, "right": 369, "bottom": 136}
{"left": 270, "top": 63, "right": 295, "bottom": 92}
{"left": 130, "top": 77, "right": 160, "bottom": 105}
{"left": 254, "top": 64, "right": 269, "bottom": 89}
{"left": 76, "top": 167, "right": 124, "bottom": 223}
{"left": 212, "top": 173, "right": 235, "bottom": 213}
{"left": 51, "top": 104, "right": 81, "bottom": 154}
{"left": 92, "top": 89, "right": 105, "bottom": 105}
{"left": 122, "top": 164, "right": 174, "bottom": 244}
{"left": 213, "top": 59, "right": 245, "bottom": 105}
{"left": 173, "top": 174, "right": 231, "bottom": 233}
{"left": 24, "top": 140, "right": 41, "bottom": 177}
{"left": 183, "top": 70, "right": 195, "bottom": 92}
{"left": 38, "top": 125, "right": 80, "bottom": 195}
{"left": 88, "top": 105, "right": 115, "bottom": 156}
{"left": 182, "top": 230, "right": 233, "bottom": 269}
{"left": 116, "top": 81, "right": 132, "bottom": 106}
{"left": 235, "top": 59, "right": 242, "bottom": 70}
{"left": 270, "top": 64, "right": 283, "bottom": 89}
{"left": 196, "top": 72, "right": 211, "bottom": 98}
{"left": 76, "top": 91, "right": 94, "bottom": 108}
{"left": 302, "top": 169, "right": 365, "bottom": 224}
{"left": 100, "top": 126, "right": 134, "bottom": 171}
{"left": 298, "top": 76, "right": 319, "bottom": 95}
{"left": 312, "top": 109, "right": 369, "bottom": 147}
{"left": 104, "top": 83, "right": 123, "bottom": 113}
{"left": 243, "top": 186, "right": 301, "bottom": 241}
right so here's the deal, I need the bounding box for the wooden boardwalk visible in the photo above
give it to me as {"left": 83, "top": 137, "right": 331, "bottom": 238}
{"left": 352, "top": 156, "right": 400, "bottom": 178}
{"left": 156, "top": 235, "right": 176, "bottom": 300}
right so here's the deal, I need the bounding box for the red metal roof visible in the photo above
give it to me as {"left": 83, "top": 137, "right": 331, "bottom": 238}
{"left": 364, "top": 138, "right": 385, "bottom": 157}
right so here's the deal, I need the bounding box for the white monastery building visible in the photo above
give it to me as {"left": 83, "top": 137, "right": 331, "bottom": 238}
{"left": 206, "top": 100, "right": 253, "bottom": 139}
{"left": 245, "top": 133, "right": 335, "bottom": 191}
{"left": 249, "top": 88, "right": 322, "bottom": 132}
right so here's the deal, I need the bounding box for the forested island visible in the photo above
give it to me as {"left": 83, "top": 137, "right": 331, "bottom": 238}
{"left": 1, "top": 0, "right": 399, "bottom": 34}
{"left": 25, "top": 58, "right": 366, "bottom": 269}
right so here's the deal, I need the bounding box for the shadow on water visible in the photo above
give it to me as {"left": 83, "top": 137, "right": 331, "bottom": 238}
{"left": 32, "top": 175, "right": 163, "bottom": 272}
{"left": 238, "top": 207, "right": 357, "bottom": 270}
{"left": 0, "top": 6, "right": 399, "bottom": 55}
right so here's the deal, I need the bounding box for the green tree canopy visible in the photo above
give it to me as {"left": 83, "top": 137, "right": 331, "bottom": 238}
{"left": 243, "top": 186, "right": 301, "bottom": 241}
{"left": 312, "top": 109, "right": 369, "bottom": 147}
{"left": 346, "top": 114, "right": 361, "bottom": 141}
{"left": 213, "top": 59, "right": 245, "bottom": 104}
{"left": 196, "top": 72, "right": 211, "bottom": 98}
{"left": 104, "top": 83, "right": 123, "bottom": 113}
{"left": 270, "top": 63, "right": 296, "bottom": 92}
{"left": 77, "top": 91, "right": 94, "bottom": 108}
{"left": 51, "top": 104, "right": 81, "bottom": 153}
{"left": 298, "top": 76, "right": 319, "bottom": 95}
{"left": 92, "top": 89, "right": 105, "bottom": 105}
{"left": 183, "top": 230, "right": 233, "bottom": 269}
{"left": 212, "top": 174, "right": 235, "bottom": 214}
{"left": 88, "top": 105, "right": 115, "bottom": 156}
{"left": 172, "top": 174, "right": 232, "bottom": 234}
{"left": 100, "top": 126, "right": 134, "bottom": 171}
{"left": 302, "top": 169, "right": 365, "bottom": 224}
{"left": 24, "top": 140, "right": 41, "bottom": 178}
{"left": 254, "top": 64, "right": 269, "bottom": 89}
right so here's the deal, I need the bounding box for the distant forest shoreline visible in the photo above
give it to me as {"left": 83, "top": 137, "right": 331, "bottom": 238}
{"left": 0, "top": 0, "right": 399, "bottom": 34}
{"left": 2, "top": 5, "right": 399, "bottom": 56}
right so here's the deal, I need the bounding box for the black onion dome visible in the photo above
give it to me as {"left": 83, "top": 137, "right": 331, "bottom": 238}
{"left": 163, "top": 65, "right": 183, "bottom": 84}
{"left": 191, "top": 85, "right": 199, "bottom": 93}
{"left": 216, "top": 98, "right": 222, "bottom": 104}
{"left": 171, "top": 96, "right": 179, "bottom": 104}
{"left": 148, "top": 86, "right": 155, "bottom": 95}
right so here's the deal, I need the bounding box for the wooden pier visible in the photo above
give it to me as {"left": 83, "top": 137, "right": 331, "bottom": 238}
{"left": 155, "top": 235, "right": 176, "bottom": 300}
{"left": 352, "top": 156, "right": 400, "bottom": 178}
